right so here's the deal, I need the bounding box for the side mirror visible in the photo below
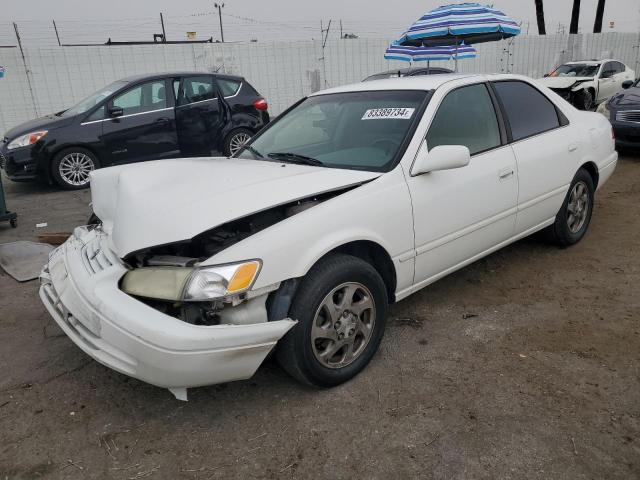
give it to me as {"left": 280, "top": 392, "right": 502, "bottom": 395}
{"left": 109, "top": 106, "right": 124, "bottom": 117}
{"left": 622, "top": 80, "right": 634, "bottom": 89}
{"left": 543, "top": 73, "right": 550, "bottom": 78}
{"left": 411, "top": 143, "right": 470, "bottom": 176}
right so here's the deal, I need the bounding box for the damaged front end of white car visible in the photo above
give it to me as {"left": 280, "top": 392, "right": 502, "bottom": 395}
{"left": 39, "top": 157, "right": 379, "bottom": 401}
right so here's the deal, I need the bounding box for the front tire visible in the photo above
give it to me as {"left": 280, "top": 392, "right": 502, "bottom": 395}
{"left": 276, "top": 254, "right": 388, "bottom": 387}
{"left": 51, "top": 147, "right": 99, "bottom": 190}
{"left": 548, "top": 168, "right": 595, "bottom": 246}
{"left": 574, "top": 89, "right": 594, "bottom": 111}
{"left": 223, "top": 128, "right": 253, "bottom": 157}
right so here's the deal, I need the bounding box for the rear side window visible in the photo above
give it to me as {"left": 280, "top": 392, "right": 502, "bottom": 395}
{"left": 492, "top": 81, "right": 560, "bottom": 141}
{"left": 180, "top": 76, "right": 216, "bottom": 105}
{"left": 217, "top": 79, "right": 241, "bottom": 97}
{"left": 614, "top": 61, "right": 625, "bottom": 73}
{"left": 427, "top": 83, "right": 501, "bottom": 155}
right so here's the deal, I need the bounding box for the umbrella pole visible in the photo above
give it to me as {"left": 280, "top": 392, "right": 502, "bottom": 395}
{"left": 454, "top": 37, "right": 459, "bottom": 72}
{"left": 427, "top": 60, "right": 430, "bottom": 74}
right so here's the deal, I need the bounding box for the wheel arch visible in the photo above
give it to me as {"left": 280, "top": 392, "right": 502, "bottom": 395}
{"left": 580, "top": 161, "right": 599, "bottom": 189}
{"left": 313, "top": 240, "right": 397, "bottom": 304}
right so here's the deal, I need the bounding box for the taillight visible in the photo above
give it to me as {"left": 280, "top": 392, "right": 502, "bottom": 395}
{"left": 253, "top": 98, "right": 268, "bottom": 111}
{"left": 611, "top": 127, "right": 615, "bottom": 140}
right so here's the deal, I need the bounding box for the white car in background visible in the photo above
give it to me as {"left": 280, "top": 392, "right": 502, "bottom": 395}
{"left": 40, "top": 74, "right": 617, "bottom": 400}
{"left": 539, "top": 59, "right": 635, "bottom": 110}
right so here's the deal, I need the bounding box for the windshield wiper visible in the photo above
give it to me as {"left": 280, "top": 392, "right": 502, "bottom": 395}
{"left": 267, "top": 152, "right": 324, "bottom": 166}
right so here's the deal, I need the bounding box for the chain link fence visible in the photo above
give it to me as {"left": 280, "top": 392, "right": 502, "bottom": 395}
{"left": 1, "top": 32, "right": 639, "bottom": 136}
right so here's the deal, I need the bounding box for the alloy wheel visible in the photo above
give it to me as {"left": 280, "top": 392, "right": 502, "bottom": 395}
{"left": 310, "top": 282, "right": 376, "bottom": 369}
{"left": 59, "top": 152, "right": 95, "bottom": 187}
{"left": 567, "top": 180, "right": 590, "bottom": 233}
{"left": 229, "top": 132, "right": 251, "bottom": 156}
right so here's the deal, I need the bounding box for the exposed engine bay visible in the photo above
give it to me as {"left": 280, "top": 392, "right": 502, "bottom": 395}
{"left": 115, "top": 188, "right": 355, "bottom": 326}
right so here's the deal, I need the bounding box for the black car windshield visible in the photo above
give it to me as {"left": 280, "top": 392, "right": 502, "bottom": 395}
{"left": 237, "top": 90, "right": 429, "bottom": 172}
{"left": 550, "top": 64, "right": 600, "bottom": 78}
{"left": 60, "top": 81, "right": 127, "bottom": 117}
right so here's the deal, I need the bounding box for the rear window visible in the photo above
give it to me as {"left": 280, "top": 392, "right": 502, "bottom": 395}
{"left": 218, "top": 79, "right": 241, "bottom": 97}
{"left": 493, "top": 81, "right": 560, "bottom": 141}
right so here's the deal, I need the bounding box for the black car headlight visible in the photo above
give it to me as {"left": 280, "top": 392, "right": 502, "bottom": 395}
{"left": 7, "top": 130, "right": 48, "bottom": 150}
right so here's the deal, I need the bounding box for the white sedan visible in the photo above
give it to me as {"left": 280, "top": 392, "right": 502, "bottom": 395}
{"left": 539, "top": 59, "right": 635, "bottom": 110}
{"left": 40, "top": 74, "right": 617, "bottom": 400}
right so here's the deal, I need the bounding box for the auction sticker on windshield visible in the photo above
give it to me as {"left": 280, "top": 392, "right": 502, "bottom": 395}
{"left": 362, "top": 107, "right": 415, "bottom": 120}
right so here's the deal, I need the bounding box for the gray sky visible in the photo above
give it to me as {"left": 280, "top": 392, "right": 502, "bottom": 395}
{"left": 2, "top": 0, "right": 639, "bottom": 46}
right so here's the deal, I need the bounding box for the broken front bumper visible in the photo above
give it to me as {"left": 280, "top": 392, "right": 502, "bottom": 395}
{"left": 39, "top": 227, "right": 295, "bottom": 398}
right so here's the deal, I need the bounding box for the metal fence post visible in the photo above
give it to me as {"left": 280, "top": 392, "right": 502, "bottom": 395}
{"left": 13, "top": 22, "right": 38, "bottom": 117}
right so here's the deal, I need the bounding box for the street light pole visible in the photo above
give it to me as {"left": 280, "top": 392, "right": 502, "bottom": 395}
{"left": 214, "top": 2, "right": 225, "bottom": 42}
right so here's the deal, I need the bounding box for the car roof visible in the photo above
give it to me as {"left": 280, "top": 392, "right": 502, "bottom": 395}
{"left": 118, "top": 71, "right": 244, "bottom": 83}
{"left": 314, "top": 73, "right": 485, "bottom": 95}
{"left": 374, "top": 67, "right": 452, "bottom": 75}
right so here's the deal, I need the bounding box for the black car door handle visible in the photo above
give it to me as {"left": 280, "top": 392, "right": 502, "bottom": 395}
{"left": 155, "top": 117, "right": 170, "bottom": 124}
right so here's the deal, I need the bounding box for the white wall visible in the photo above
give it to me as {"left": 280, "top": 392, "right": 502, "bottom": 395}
{"left": 1, "top": 32, "right": 639, "bottom": 136}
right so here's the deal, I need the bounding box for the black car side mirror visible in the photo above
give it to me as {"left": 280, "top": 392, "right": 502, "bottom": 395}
{"left": 543, "top": 73, "right": 550, "bottom": 77}
{"left": 622, "top": 80, "right": 634, "bottom": 89}
{"left": 109, "top": 106, "right": 124, "bottom": 117}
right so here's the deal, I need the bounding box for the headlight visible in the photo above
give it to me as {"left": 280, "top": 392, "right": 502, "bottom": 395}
{"left": 596, "top": 102, "right": 611, "bottom": 121}
{"left": 121, "top": 260, "right": 261, "bottom": 302}
{"left": 7, "top": 130, "right": 48, "bottom": 150}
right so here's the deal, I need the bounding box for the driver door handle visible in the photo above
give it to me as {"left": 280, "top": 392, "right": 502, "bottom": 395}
{"left": 498, "top": 168, "right": 514, "bottom": 180}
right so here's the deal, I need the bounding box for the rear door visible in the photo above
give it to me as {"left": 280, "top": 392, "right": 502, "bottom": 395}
{"left": 491, "top": 80, "right": 579, "bottom": 234}
{"left": 175, "top": 75, "right": 224, "bottom": 156}
{"left": 101, "top": 79, "right": 178, "bottom": 164}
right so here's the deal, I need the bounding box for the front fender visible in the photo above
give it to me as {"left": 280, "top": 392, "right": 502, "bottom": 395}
{"left": 203, "top": 167, "right": 416, "bottom": 295}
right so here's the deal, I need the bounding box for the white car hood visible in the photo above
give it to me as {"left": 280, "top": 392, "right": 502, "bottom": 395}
{"left": 538, "top": 76, "right": 592, "bottom": 89}
{"left": 90, "top": 157, "right": 381, "bottom": 258}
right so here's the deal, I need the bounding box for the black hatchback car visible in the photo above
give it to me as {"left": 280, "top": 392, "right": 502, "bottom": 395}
{"left": 0, "top": 72, "right": 269, "bottom": 189}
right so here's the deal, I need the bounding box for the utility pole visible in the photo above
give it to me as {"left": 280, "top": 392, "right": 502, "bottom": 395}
{"left": 160, "top": 12, "right": 167, "bottom": 42}
{"left": 214, "top": 3, "right": 225, "bottom": 42}
{"left": 52, "top": 20, "right": 61, "bottom": 46}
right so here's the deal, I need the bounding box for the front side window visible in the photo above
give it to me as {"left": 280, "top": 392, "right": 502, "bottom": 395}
{"left": 112, "top": 80, "right": 167, "bottom": 115}
{"left": 180, "top": 76, "right": 216, "bottom": 104}
{"left": 426, "top": 83, "right": 501, "bottom": 155}
{"left": 493, "top": 81, "right": 560, "bottom": 141}
{"left": 237, "top": 90, "right": 429, "bottom": 172}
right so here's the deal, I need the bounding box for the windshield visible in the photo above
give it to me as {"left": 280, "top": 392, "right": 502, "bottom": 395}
{"left": 237, "top": 90, "right": 429, "bottom": 172}
{"left": 60, "top": 81, "right": 126, "bottom": 117}
{"left": 550, "top": 64, "right": 600, "bottom": 78}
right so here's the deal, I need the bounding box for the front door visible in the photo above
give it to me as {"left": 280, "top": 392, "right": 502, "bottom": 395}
{"left": 597, "top": 62, "right": 619, "bottom": 102}
{"left": 101, "top": 79, "right": 179, "bottom": 165}
{"left": 175, "top": 75, "right": 224, "bottom": 156}
{"left": 405, "top": 83, "right": 518, "bottom": 287}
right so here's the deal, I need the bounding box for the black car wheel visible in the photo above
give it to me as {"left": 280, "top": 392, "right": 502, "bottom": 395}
{"left": 276, "top": 253, "right": 388, "bottom": 387}
{"left": 575, "top": 89, "right": 594, "bottom": 111}
{"left": 51, "top": 147, "right": 99, "bottom": 190}
{"left": 223, "top": 128, "right": 253, "bottom": 157}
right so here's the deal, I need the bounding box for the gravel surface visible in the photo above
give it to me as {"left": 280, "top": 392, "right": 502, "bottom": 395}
{"left": 0, "top": 156, "right": 638, "bottom": 479}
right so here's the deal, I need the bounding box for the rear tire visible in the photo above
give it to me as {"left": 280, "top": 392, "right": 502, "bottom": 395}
{"left": 547, "top": 168, "right": 595, "bottom": 246}
{"left": 51, "top": 147, "right": 99, "bottom": 190}
{"left": 276, "top": 253, "right": 388, "bottom": 387}
{"left": 223, "top": 128, "right": 253, "bottom": 157}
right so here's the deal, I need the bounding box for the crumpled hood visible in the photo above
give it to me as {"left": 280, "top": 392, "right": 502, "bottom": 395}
{"left": 538, "top": 76, "right": 592, "bottom": 90}
{"left": 90, "top": 157, "right": 381, "bottom": 258}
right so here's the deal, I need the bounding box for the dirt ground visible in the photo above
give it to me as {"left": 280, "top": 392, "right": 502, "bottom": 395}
{"left": 0, "top": 155, "right": 639, "bottom": 480}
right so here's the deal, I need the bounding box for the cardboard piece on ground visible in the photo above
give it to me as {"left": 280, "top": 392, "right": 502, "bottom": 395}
{"left": 37, "top": 233, "right": 71, "bottom": 246}
{"left": 0, "top": 241, "right": 53, "bottom": 282}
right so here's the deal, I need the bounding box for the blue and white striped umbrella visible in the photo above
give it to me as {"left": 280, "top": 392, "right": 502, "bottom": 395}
{"left": 398, "top": 2, "right": 520, "bottom": 47}
{"left": 384, "top": 43, "right": 476, "bottom": 62}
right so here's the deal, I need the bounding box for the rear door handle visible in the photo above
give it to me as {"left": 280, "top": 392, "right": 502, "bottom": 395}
{"left": 498, "top": 168, "right": 514, "bottom": 180}
{"left": 155, "top": 117, "right": 170, "bottom": 124}
{"left": 568, "top": 143, "right": 578, "bottom": 152}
